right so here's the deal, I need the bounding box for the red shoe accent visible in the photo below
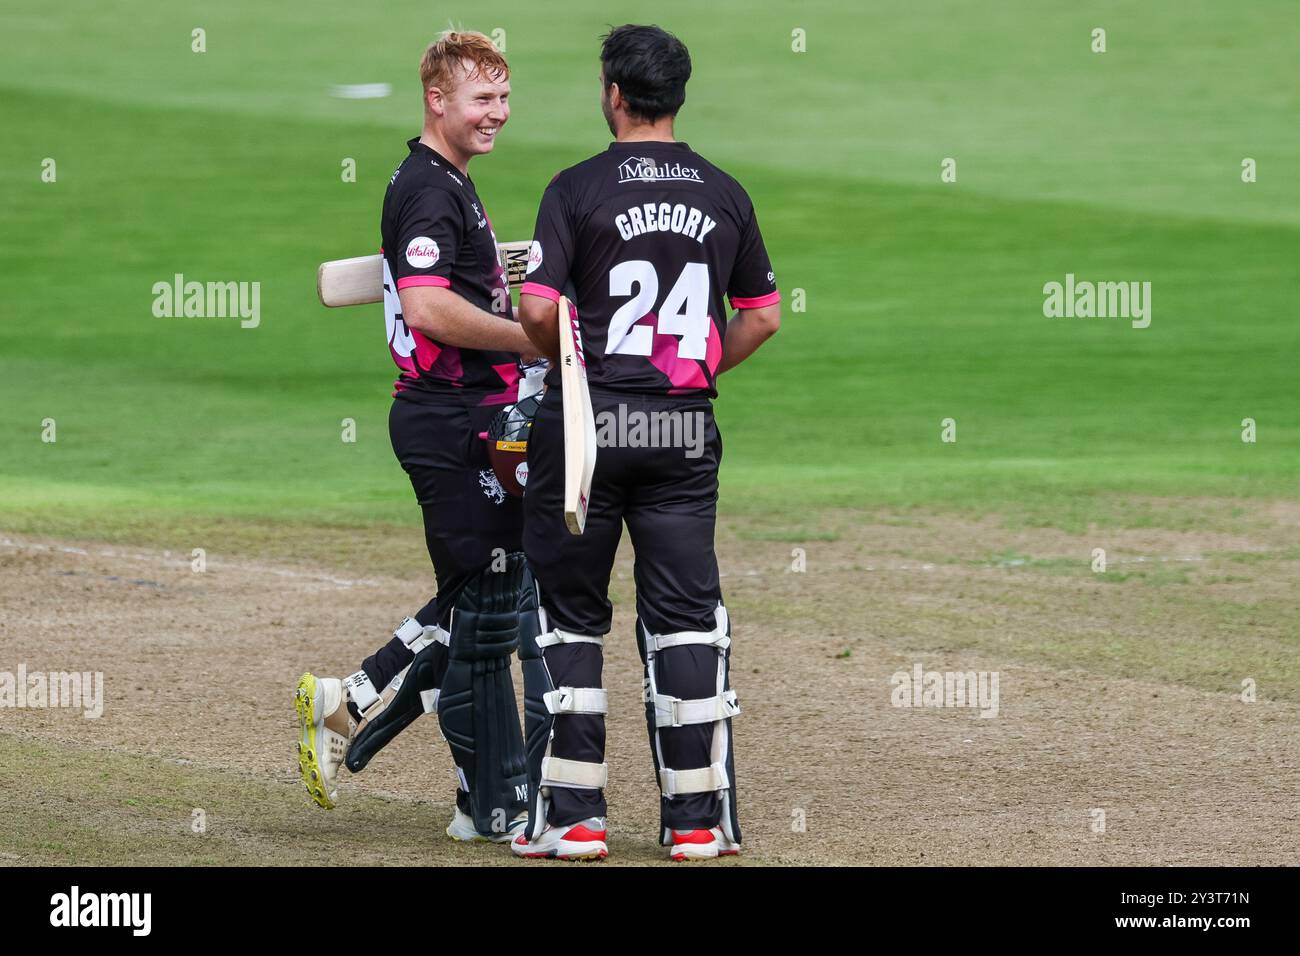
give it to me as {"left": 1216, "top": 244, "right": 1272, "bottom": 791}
{"left": 671, "top": 829, "right": 715, "bottom": 845}
{"left": 564, "top": 823, "right": 608, "bottom": 842}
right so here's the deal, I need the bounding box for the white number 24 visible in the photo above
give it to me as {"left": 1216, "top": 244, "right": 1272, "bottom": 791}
{"left": 606, "top": 260, "right": 710, "bottom": 360}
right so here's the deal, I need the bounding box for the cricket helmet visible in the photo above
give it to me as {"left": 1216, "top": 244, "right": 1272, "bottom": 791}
{"left": 483, "top": 392, "right": 542, "bottom": 497}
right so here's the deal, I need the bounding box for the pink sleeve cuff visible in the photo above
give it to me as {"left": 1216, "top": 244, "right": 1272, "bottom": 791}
{"left": 520, "top": 282, "right": 561, "bottom": 302}
{"left": 396, "top": 275, "right": 451, "bottom": 290}
{"left": 730, "top": 290, "right": 781, "bottom": 310}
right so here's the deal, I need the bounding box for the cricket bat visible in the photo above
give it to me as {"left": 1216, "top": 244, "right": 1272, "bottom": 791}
{"left": 317, "top": 240, "right": 532, "bottom": 306}
{"left": 556, "top": 295, "right": 596, "bottom": 535}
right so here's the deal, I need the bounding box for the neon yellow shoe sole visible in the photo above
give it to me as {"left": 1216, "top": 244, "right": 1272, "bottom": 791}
{"left": 295, "top": 672, "right": 336, "bottom": 810}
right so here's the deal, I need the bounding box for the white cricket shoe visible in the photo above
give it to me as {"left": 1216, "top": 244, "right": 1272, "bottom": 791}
{"left": 294, "top": 673, "right": 354, "bottom": 809}
{"left": 669, "top": 827, "right": 741, "bottom": 862}
{"left": 511, "top": 817, "right": 608, "bottom": 861}
{"left": 446, "top": 806, "right": 528, "bottom": 844}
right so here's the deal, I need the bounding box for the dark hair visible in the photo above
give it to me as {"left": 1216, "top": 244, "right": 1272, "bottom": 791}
{"left": 600, "top": 24, "right": 691, "bottom": 122}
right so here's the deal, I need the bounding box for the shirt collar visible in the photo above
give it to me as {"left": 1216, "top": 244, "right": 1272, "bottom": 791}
{"left": 607, "top": 140, "right": 691, "bottom": 152}
{"left": 408, "top": 138, "right": 471, "bottom": 181}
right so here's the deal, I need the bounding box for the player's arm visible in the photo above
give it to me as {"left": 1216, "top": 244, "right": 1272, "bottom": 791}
{"left": 401, "top": 285, "right": 534, "bottom": 353}
{"left": 518, "top": 293, "right": 561, "bottom": 364}
{"left": 718, "top": 198, "right": 781, "bottom": 374}
{"left": 718, "top": 302, "right": 781, "bottom": 374}
{"left": 516, "top": 175, "right": 573, "bottom": 364}
{"left": 390, "top": 186, "right": 532, "bottom": 354}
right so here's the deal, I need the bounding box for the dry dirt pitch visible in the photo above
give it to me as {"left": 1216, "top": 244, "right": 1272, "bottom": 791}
{"left": 2, "top": 503, "right": 1297, "bottom": 866}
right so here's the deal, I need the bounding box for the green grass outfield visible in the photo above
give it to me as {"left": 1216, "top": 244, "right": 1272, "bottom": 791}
{"left": 2, "top": 0, "right": 1297, "bottom": 539}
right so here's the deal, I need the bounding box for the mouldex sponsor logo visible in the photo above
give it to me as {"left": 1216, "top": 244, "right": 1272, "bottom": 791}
{"left": 617, "top": 156, "right": 702, "bottom": 183}
{"left": 526, "top": 240, "right": 543, "bottom": 274}
{"left": 405, "top": 237, "right": 440, "bottom": 268}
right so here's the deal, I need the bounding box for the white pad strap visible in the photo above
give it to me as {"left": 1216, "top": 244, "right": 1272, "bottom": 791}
{"left": 536, "top": 629, "right": 605, "bottom": 649}
{"left": 394, "top": 618, "right": 448, "bottom": 654}
{"left": 544, "top": 687, "right": 608, "bottom": 715}
{"left": 414, "top": 625, "right": 450, "bottom": 653}
{"left": 541, "top": 755, "right": 609, "bottom": 790}
{"left": 344, "top": 670, "right": 383, "bottom": 720}
{"left": 659, "top": 762, "right": 729, "bottom": 796}
{"left": 420, "top": 688, "right": 440, "bottom": 714}
{"left": 394, "top": 616, "right": 424, "bottom": 645}
{"left": 644, "top": 629, "right": 730, "bottom": 652}
{"left": 642, "top": 606, "right": 731, "bottom": 654}
{"left": 653, "top": 689, "right": 739, "bottom": 728}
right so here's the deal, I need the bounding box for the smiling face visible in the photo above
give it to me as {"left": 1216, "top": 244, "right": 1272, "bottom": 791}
{"left": 427, "top": 59, "right": 510, "bottom": 168}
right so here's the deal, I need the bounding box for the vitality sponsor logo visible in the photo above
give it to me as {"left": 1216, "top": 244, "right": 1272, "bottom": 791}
{"left": 405, "top": 237, "right": 440, "bottom": 268}
{"left": 526, "top": 240, "right": 543, "bottom": 274}
{"left": 617, "top": 156, "right": 702, "bottom": 184}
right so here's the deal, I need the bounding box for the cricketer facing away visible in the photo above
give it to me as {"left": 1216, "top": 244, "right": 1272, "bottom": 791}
{"left": 294, "top": 32, "right": 542, "bottom": 844}
{"left": 515, "top": 24, "right": 781, "bottom": 860}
